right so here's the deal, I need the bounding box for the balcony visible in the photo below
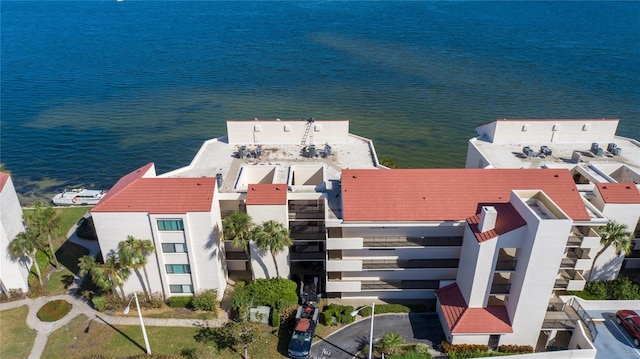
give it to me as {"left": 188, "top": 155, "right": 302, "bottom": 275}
{"left": 363, "top": 236, "right": 462, "bottom": 248}
{"left": 555, "top": 269, "right": 586, "bottom": 291}
{"left": 326, "top": 237, "right": 363, "bottom": 250}
{"left": 361, "top": 258, "right": 459, "bottom": 270}
{"left": 326, "top": 280, "right": 361, "bottom": 292}
{"left": 490, "top": 283, "right": 511, "bottom": 295}
{"left": 288, "top": 203, "right": 324, "bottom": 220}
{"left": 567, "top": 227, "right": 601, "bottom": 248}
{"left": 360, "top": 280, "right": 440, "bottom": 290}
{"left": 326, "top": 259, "right": 362, "bottom": 272}
{"left": 561, "top": 248, "right": 592, "bottom": 270}
{"left": 494, "top": 260, "right": 517, "bottom": 271}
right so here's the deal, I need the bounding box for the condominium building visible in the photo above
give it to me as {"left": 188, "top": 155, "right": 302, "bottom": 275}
{"left": 90, "top": 119, "right": 639, "bottom": 349}
{"left": 466, "top": 118, "right": 640, "bottom": 272}
{"left": 0, "top": 172, "right": 30, "bottom": 295}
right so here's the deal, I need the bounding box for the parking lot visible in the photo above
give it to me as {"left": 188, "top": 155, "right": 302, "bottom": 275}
{"left": 593, "top": 313, "right": 640, "bottom": 359}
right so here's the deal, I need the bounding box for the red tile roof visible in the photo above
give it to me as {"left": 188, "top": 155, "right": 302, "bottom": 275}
{"left": 0, "top": 172, "right": 9, "bottom": 192}
{"left": 436, "top": 284, "right": 512, "bottom": 334}
{"left": 92, "top": 163, "right": 216, "bottom": 214}
{"left": 246, "top": 184, "right": 288, "bottom": 205}
{"left": 595, "top": 183, "right": 640, "bottom": 204}
{"left": 467, "top": 203, "right": 527, "bottom": 243}
{"left": 341, "top": 168, "right": 588, "bottom": 222}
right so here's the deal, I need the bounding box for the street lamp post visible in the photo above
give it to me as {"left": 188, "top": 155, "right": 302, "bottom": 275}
{"left": 350, "top": 302, "right": 375, "bottom": 359}
{"left": 124, "top": 292, "right": 151, "bottom": 355}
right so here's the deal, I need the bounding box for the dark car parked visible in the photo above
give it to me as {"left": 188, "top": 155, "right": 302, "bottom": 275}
{"left": 616, "top": 309, "right": 640, "bottom": 347}
{"left": 288, "top": 305, "right": 319, "bottom": 359}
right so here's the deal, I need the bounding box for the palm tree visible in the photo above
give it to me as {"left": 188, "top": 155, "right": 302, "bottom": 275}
{"left": 378, "top": 331, "right": 405, "bottom": 355}
{"left": 78, "top": 254, "right": 97, "bottom": 277}
{"left": 28, "top": 201, "right": 61, "bottom": 268}
{"left": 589, "top": 222, "right": 632, "bottom": 281}
{"left": 81, "top": 253, "right": 130, "bottom": 301}
{"left": 9, "top": 231, "right": 44, "bottom": 286}
{"left": 224, "top": 210, "right": 254, "bottom": 252}
{"left": 118, "top": 236, "right": 155, "bottom": 299}
{"left": 254, "top": 220, "right": 292, "bottom": 278}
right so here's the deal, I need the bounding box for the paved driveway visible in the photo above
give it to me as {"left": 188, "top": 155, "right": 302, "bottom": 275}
{"left": 309, "top": 313, "right": 444, "bottom": 359}
{"left": 593, "top": 313, "right": 640, "bottom": 359}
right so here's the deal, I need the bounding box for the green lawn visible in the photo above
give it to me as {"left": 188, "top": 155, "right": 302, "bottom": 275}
{"left": 43, "top": 314, "right": 287, "bottom": 358}
{"left": 25, "top": 207, "right": 91, "bottom": 296}
{"left": 0, "top": 306, "right": 35, "bottom": 358}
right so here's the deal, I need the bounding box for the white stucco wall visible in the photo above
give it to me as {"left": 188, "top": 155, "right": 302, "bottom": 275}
{"left": 476, "top": 119, "right": 619, "bottom": 144}
{"left": 93, "top": 208, "right": 227, "bottom": 300}
{"left": 0, "top": 175, "right": 29, "bottom": 293}
{"left": 588, "top": 197, "right": 640, "bottom": 280}
{"left": 227, "top": 120, "right": 351, "bottom": 145}
{"left": 501, "top": 191, "right": 573, "bottom": 346}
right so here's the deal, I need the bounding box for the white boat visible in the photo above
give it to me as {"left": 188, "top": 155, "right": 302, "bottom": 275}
{"left": 52, "top": 188, "right": 107, "bottom": 206}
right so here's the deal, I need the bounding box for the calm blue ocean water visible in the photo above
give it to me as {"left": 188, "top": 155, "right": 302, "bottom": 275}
{"left": 2, "top": 1, "right": 639, "bottom": 202}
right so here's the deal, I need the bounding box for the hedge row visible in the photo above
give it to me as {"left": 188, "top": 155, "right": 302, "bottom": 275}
{"left": 322, "top": 304, "right": 356, "bottom": 326}
{"left": 357, "top": 303, "right": 429, "bottom": 317}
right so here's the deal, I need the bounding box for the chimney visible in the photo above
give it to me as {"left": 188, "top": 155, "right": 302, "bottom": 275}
{"left": 478, "top": 206, "right": 498, "bottom": 233}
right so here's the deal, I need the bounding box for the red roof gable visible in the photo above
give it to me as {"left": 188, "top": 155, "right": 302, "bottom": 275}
{"left": 467, "top": 203, "right": 527, "bottom": 243}
{"left": 0, "top": 172, "right": 9, "bottom": 192}
{"left": 341, "top": 168, "right": 588, "bottom": 222}
{"left": 436, "top": 284, "right": 512, "bottom": 334}
{"left": 246, "top": 184, "right": 288, "bottom": 205}
{"left": 596, "top": 183, "right": 640, "bottom": 204}
{"left": 93, "top": 164, "right": 216, "bottom": 214}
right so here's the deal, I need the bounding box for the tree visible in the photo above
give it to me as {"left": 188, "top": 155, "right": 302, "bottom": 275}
{"left": 9, "top": 231, "right": 45, "bottom": 286}
{"left": 118, "top": 236, "right": 155, "bottom": 299}
{"left": 253, "top": 220, "right": 292, "bottom": 278}
{"left": 80, "top": 253, "right": 130, "bottom": 301}
{"left": 377, "top": 331, "right": 405, "bottom": 355}
{"left": 589, "top": 222, "right": 632, "bottom": 281}
{"left": 28, "top": 201, "right": 61, "bottom": 268}
{"left": 223, "top": 210, "right": 254, "bottom": 252}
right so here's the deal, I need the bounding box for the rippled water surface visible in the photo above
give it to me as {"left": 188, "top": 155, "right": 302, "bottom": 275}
{"left": 2, "top": 1, "right": 639, "bottom": 202}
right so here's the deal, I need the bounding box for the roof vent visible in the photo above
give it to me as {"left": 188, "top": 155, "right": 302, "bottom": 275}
{"left": 478, "top": 206, "right": 498, "bottom": 233}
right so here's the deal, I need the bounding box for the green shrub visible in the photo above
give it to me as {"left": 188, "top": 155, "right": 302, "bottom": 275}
{"left": 358, "top": 303, "right": 422, "bottom": 317}
{"left": 575, "top": 276, "right": 640, "bottom": 300}
{"left": 169, "top": 296, "right": 193, "bottom": 308}
{"left": 322, "top": 304, "right": 355, "bottom": 325}
{"left": 37, "top": 299, "right": 72, "bottom": 322}
{"left": 192, "top": 289, "right": 218, "bottom": 311}
{"left": 413, "top": 343, "right": 431, "bottom": 354}
{"left": 271, "top": 309, "right": 280, "bottom": 327}
{"left": 143, "top": 292, "right": 165, "bottom": 309}
{"left": 498, "top": 344, "right": 534, "bottom": 353}
{"left": 91, "top": 295, "right": 107, "bottom": 312}
{"left": 231, "top": 278, "right": 298, "bottom": 312}
{"left": 388, "top": 353, "right": 432, "bottom": 359}
{"left": 442, "top": 342, "right": 489, "bottom": 358}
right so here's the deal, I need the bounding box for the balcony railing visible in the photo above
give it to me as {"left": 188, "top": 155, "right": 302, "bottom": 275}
{"left": 490, "top": 283, "right": 511, "bottom": 294}
{"left": 495, "top": 260, "right": 517, "bottom": 271}
{"left": 289, "top": 252, "right": 326, "bottom": 260}
{"left": 363, "top": 236, "right": 462, "bottom": 248}
{"left": 362, "top": 259, "right": 459, "bottom": 270}
{"left": 360, "top": 280, "right": 441, "bottom": 290}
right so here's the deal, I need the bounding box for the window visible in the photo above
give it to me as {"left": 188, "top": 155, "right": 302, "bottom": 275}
{"left": 157, "top": 219, "right": 184, "bottom": 231}
{"left": 166, "top": 264, "right": 190, "bottom": 274}
{"left": 169, "top": 284, "right": 193, "bottom": 294}
{"left": 161, "top": 243, "right": 187, "bottom": 253}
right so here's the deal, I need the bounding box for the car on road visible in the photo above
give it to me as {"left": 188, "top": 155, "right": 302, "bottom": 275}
{"left": 615, "top": 310, "right": 640, "bottom": 347}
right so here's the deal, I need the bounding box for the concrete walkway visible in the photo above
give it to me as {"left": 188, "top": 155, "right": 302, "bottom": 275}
{"left": 0, "top": 222, "right": 230, "bottom": 359}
